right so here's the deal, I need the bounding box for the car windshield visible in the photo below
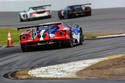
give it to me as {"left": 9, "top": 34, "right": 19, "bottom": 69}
{"left": 31, "top": 6, "right": 45, "bottom": 10}
{"left": 37, "top": 25, "right": 59, "bottom": 31}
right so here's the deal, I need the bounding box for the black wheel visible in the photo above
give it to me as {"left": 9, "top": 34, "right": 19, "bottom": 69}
{"left": 79, "top": 28, "right": 84, "bottom": 45}
{"left": 58, "top": 11, "right": 64, "bottom": 20}
{"left": 19, "top": 15, "right": 24, "bottom": 22}
{"left": 23, "top": 14, "right": 28, "bottom": 22}
{"left": 21, "top": 44, "right": 29, "bottom": 52}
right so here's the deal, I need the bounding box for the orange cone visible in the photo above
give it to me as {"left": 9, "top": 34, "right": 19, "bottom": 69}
{"left": 7, "top": 31, "right": 13, "bottom": 47}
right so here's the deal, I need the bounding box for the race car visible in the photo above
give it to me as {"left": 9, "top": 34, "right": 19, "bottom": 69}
{"left": 18, "top": 22, "right": 84, "bottom": 52}
{"left": 19, "top": 4, "right": 51, "bottom": 22}
{"left": 58, "top": 3, "right": 92, "bottom": 19}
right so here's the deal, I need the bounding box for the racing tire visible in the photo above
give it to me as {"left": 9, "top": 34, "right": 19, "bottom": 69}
{"left": 21, "top": 44, "right": 29, "bottom": 52}
{"left": 23, "top": 14, "right": 29, "bottom": 22}
{"left": 58, "top": 11, "right": 63, "bottom": 20}
{"left": 19, "top": 15, "right": 24, "bottom": 22}
{"left": 58, "top": 10, "right": 64, "bottom": 20}
{"left": 79, "top": 28, "right": 84, "bottom": 45}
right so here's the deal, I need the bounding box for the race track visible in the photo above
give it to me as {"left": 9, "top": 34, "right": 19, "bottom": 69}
{"left": 0, "top": 8, "right": 125, "bottom": 83}
{"left": 0, "top": 7, "right": 125, "bottom": 33}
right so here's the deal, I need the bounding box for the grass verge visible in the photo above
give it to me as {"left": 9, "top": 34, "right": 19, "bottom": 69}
{"left": 84, "top": 32, "right": 118, "bottom": 38}
{"left": 0, "top": 27, "right": 23, "bottom": 45}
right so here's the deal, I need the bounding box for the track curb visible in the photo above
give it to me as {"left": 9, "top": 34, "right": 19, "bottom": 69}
{"left": 27, "top": 54, "right": 125, "bottom": 79}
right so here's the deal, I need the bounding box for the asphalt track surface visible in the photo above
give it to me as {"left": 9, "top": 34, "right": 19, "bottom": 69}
{"left": 0, "top": 7, "right": 125, "bottom": 33}
{"left": 0, "top": 8, "right": 125, "bottom": 83}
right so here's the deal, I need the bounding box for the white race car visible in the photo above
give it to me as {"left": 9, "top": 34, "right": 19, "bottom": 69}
{"left": 19, "top": 4, "right": 51, "bottom": 22}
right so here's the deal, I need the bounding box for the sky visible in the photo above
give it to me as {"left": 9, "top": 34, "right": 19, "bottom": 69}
{"left": 0, "top": 0, "right": 125, "bottom": 11}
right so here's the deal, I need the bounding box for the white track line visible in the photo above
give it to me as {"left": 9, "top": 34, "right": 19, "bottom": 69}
{"left": 96, "top": 34, "right": 125, "bottom": 38}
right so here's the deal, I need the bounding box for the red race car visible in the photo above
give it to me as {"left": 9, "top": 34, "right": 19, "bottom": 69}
{"left": 18, "top": 22, "right": 84, "bottom": 52}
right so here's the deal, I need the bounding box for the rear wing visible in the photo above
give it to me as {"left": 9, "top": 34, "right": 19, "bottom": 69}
{"left": 30, "top": 4, "right": 51, "bottom": 8}
{"left": 81, "top": 3, "right": 91, "bottom": 5}
{"left": 17, "top": 25, "right": 40, "bottom": 31}
{"left": 39, "top": 22, "right": 63, "bottom": 26}
{"left": 42, "top": 4, "right": 51, "bottom": 7}
{"left": 17, "top": 22, "right": 63, "bottom": 31}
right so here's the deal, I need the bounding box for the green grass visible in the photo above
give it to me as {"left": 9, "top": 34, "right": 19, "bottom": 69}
{"left": 84, "top": 33, "right": 115, "bottom": 38}
{"left": 0, "top": 27, "right": 23, "bottom": 45}
{"left": 0, "top": 27, "right": 118, "bottom": 45}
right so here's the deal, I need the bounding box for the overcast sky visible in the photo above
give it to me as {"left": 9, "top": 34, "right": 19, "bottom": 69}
{"left": 0, "top": 0, "right": 125, "bottom": 11}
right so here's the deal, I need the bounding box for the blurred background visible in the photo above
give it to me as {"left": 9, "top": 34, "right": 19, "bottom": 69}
{"left": 0, "top": 0, "right": 125, "bottom": 11}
